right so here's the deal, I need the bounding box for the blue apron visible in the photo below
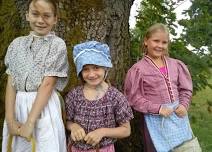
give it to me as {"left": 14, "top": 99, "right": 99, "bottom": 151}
{"left": 145, "top": 101, "right": 192, "bottom": 152}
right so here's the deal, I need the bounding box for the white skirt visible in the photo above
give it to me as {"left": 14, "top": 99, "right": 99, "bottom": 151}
{"left": 2, "top": 91, "right": 67, "bottom": 152}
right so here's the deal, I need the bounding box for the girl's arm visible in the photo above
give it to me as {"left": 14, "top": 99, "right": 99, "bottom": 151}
{"left": 124, "top": 68, "right": 161, "bottom": 114}
{"left": 85, "top": 88, "right": 133, "bottom": 146}
{"left": 66, "top": 121, "right": 86, "bottom": 142}
{"left": 5, "top": 76, "right": 16, "bottom": 122}
{"left": 175, "top": 60, "right": 193, "bottom": 117}
{"left": 19, "top": 76, "right": 57, "bottom": 140}
{"left": 65, "top": 90, "right": 87, "bottom": 142}
{"left": 84, "top": 121, "right": 131, "bottom": 146}
{"left": 5, "top": 75, "right": 22, "bottom": 135}
{"left": 95, "top": 121, "right": 131, "bottom": 138}
{"left": 177, "top": 61, "right": 193, "bottom": 109}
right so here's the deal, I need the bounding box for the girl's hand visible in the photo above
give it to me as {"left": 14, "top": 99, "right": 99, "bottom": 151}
{"left": 7, "top": 120, "right": 22, "bottom": 136}
{"left": 70, "top": 123, "right": 86, "bottom": 142}
{"left": 159, "top": 106, "right": 173, "bottom": 117}
{"left": 19, "top": 121, "right": 35, "bottom": 141}
{"left": 175, "top": 104, "right": 187, "bottom": 117}
{"left": 84, "top": 128, "right": 104, "bottom": 146}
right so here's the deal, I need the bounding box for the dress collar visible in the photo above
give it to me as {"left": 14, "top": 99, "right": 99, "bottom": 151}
{"left": 29, "top": 31, "right": 55, "bottom": 41}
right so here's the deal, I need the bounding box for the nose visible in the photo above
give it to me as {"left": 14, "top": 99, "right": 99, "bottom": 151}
{"left": 87, "top": 70, "right": 96, "bottom": 78}
{"left": 158, "top": 42, "right": 164, "bottom": 48}
{"left": 37, "top": 16, "right": 45, "bottom": 24}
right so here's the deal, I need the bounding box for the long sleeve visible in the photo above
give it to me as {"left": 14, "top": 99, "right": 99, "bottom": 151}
{"left": 177, "top": 61, "right": 193, "bottom": 109}
{"left": 124, "top": 67, "right": 161, "bottom": 114}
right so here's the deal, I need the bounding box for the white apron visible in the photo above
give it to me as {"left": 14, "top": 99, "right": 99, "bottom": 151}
{"left": 2, "top": 91, "right": 67, "bottom": 152}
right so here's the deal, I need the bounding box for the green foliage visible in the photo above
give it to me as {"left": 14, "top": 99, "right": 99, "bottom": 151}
{"left": 135, "top": 0, "right": 178, "bottom": 37}
{"left": 130, "top": 1, "right": 212, "bottom": 149}
{"left": 130, "top": 0, "right": 211, "bottom": 93}
{"left": 0, "top": 0, "right": 24, "bottom": 151}
{"left": 177, "top": 0, "right": 212, "bottom": 91}
{"left": 0, "top": 0, "right": 22, "bottom": 108}
{"left": 189, "top": 77, "right": 212, "bottom": 151}
{"left": 130, "top": 0, "right": 178, "bottom": 62}
{"left": 179, "top": 0, "right": 212, "bottom": 54}
{"left": 170, "top": 39, "right": 211, "bottom": 94}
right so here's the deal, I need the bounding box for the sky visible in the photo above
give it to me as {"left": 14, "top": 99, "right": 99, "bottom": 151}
{"left": 129, "top": 0, "right": 192, "bottom": 29}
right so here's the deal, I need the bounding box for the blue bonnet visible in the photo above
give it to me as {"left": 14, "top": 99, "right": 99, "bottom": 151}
{"left": 73, "top": 41, "right": 113, "bottom": 76}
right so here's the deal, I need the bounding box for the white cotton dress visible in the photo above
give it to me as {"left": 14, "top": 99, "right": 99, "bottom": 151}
{"left": 2, "top": 32, "right": 69, "bottom": 152}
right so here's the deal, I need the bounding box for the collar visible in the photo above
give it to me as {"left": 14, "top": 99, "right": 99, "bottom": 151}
{"left": 29, "top": 31, "right": 55, "bottom": 41}
{"left": 144, "top": 55, "right": 168, "bottom": 62}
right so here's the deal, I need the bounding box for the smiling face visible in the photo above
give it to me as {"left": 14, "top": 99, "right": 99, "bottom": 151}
{"left": 81, "top": 64, "right": 106, "bottom": 87}
{"left": 26, "top": 0, "right": 57, "bottom": 36}
{"left": 144, "top": 30, "right": 169, "bottom": 59}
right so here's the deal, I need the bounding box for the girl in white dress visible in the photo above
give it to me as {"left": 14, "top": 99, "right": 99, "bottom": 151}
{"left": 2, "top": 0, "right": 69, "bottom": 151}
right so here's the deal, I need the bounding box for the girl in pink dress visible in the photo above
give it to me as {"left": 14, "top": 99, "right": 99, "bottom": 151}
{"left": 124, "top": 23, "right": 197, "bottom": 152}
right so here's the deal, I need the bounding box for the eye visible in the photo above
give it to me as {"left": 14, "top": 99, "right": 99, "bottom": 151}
{"left": 162, "top": 41, "right": 168, "bottom": 44}
{"left": 153, "top": 39, "right": 160, "bottom": 42}
{"left": 43, "top": 14, "right": 53, "bottom": 19}
{"left": 94, "top": 66, "right": 100, "bottom": 70}
{"left": 82, "top": 67, "right": 89, "bottom": 72}
{"left": 31, "top": 12, "right": 39, "bottom": 16}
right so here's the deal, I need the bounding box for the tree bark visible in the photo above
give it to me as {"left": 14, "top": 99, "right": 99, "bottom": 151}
{"left": 13, "top": 0, "right": 134, "bottom": 89}
{"left": 0, "top": 0, "right": 145, "bottom": 151}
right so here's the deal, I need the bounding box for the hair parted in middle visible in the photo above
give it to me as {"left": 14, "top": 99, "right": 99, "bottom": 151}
{"left": 27, "top": 0, "right": 59, "bottom": 16}
{"left": 140, "top": 23, "right": 170, "bottom": 56}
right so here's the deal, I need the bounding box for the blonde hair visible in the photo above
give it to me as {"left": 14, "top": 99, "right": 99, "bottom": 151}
{"left": 141, "top": 23, "right": 170, "bottom": 56}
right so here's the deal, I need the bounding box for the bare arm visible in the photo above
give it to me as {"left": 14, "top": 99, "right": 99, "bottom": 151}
{"left": 5, "top": 75, "right": 16, "bottom": 122}
{"left": 19, "top": 76, "right": 57, "bottom": 140}
{"left": 66, "top": 121, "right": 86, "bottom": 142}
{"left": 99, "top": 122, "right": 131, "bottom": 138}
{"left": 84, "top": 121, "right": 131, "bottom": 146}
{"left": 5, "top": 75, "right": 22, "bottom": 135}
{"left": 27, "top": 76, "right": 57, "bottom": 123}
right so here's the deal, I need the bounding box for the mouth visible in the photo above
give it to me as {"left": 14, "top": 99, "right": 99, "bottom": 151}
{"left": 88, "top": 78, "right": 98, "bottom": 81}
{"left": 35, "top": 26, "right": 47, "bottom": 29}
{"left": 154, "top": 49, "right": 164, "bottom": 53}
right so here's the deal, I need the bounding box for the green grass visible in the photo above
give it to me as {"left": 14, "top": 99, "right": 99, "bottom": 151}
{"left": 189, "top": 78, "right": 212, "bottom": 152}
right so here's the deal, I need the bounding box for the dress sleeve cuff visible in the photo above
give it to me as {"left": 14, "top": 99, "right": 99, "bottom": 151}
{"left": 148, "top": 104, "right": 161, "bottom": 114}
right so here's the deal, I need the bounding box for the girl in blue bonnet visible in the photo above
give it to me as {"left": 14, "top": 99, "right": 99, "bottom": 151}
{"left": 65, "top": 41, "right": 133, "bottom": 152}
{"left": 2, "top": 0, "right": 69, "bottom": 151}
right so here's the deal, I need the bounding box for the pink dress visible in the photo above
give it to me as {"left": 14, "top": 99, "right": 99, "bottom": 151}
{"left": 124, "top": 56, "right": 192, "bottom": 152}
{"left": 140, "top": 67, "right": 167, "bottom": 152}
{"left": 70, "top": 144, "right": 115, "bottom": 152}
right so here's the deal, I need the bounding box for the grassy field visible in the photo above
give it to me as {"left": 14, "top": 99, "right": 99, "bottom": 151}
{"left": 189, "top": 78, "right": 212, "bottom": 152}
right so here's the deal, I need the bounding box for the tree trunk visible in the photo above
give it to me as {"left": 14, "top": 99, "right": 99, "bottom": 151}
{"left": 14, "top": 0, "right": 135, "bottom": 89}
{"left": 0, "top": 0, "right": 144, "bottom": 151}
